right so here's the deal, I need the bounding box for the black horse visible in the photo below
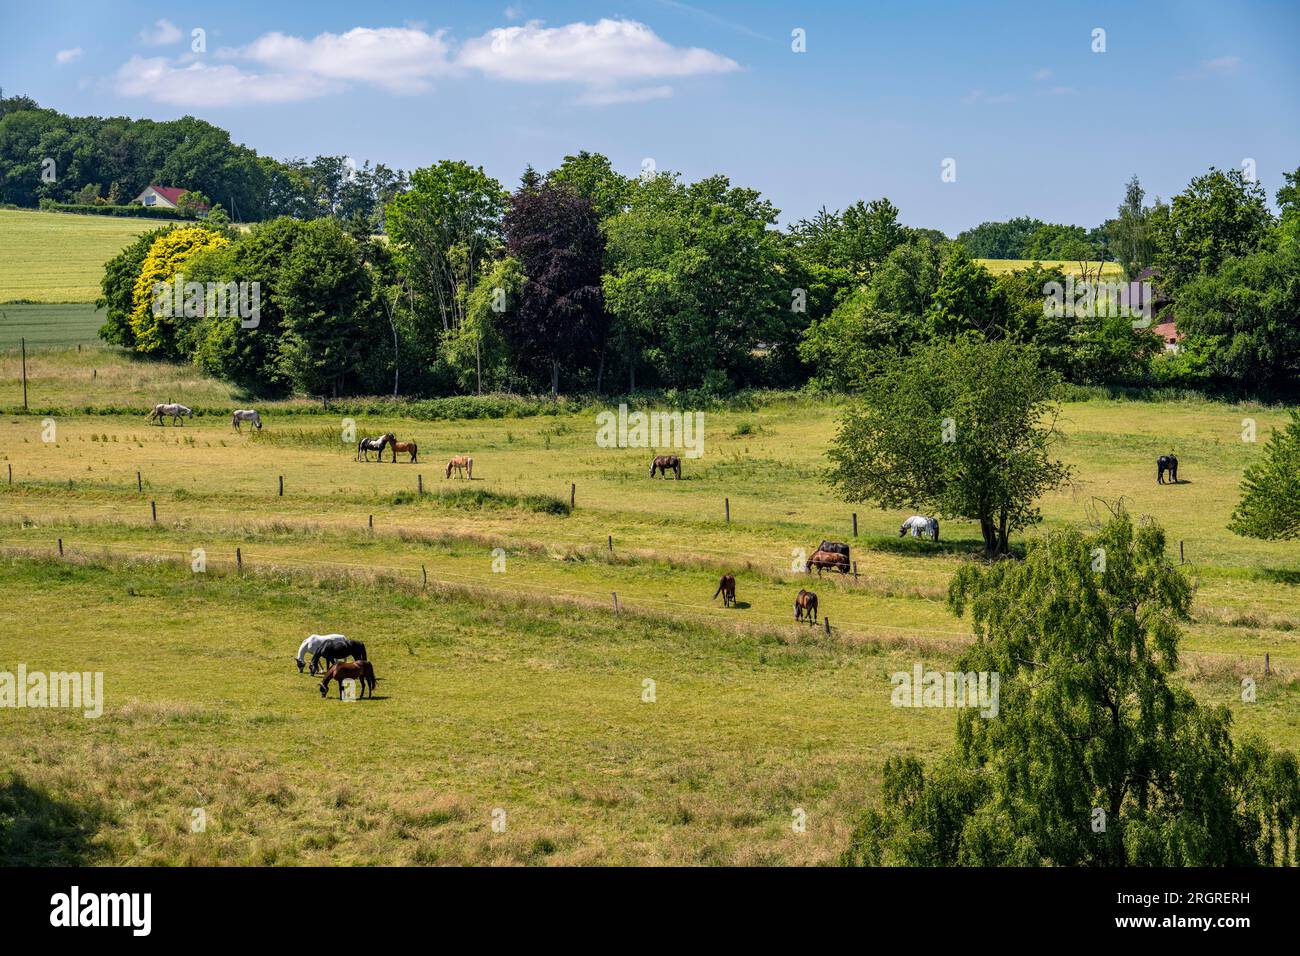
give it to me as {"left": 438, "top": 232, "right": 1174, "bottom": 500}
{"left": 357, "top": 434, "right": 389, "bottom": 462}
{"left": 1157, "top": 454, "right": 1179, "bottom": 484}
{"left": 310, "top": 638, "right": 368, "bottom": 675}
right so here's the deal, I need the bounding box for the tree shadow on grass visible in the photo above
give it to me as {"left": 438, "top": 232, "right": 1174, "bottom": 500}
{"left": 0, "top": 773, "right": 106, "bottom": 866}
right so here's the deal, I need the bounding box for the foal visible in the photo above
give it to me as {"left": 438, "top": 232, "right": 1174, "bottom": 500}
{"left": 319, "top": 660, "right": 377, "bottom": 699}
{"left": 445, "top": 455, "right": 473, "bottom": 479}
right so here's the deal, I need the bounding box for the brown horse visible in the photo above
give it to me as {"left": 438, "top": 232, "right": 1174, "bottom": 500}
{"left": 713, "top": 573, "right": 736, "bottom": 608}
{"left": 445, "top": 455, "right": 473, "bottom": 479}
{"left": 794, "top": 589, "right": 818, "bottom": 624}
{"left": 319, "top": 660, "right": 377, "bottom": 699}
{"left": 386, "top": 433, "right": 417, "bottom": 463}
{"left": 650, "top": 455, "right": 681, "bottom": 479}
{"left": 806, "top": 549, "right": 850, "bottom": 575}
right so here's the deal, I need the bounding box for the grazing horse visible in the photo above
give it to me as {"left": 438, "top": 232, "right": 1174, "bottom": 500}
{"left": 899, "top": 515, "right": 939, "bottom": 541}
{"left": 296, "top": 634, "right": 348, "bottom": 674}
{"left": 1157, "top": 454, "right": 1179, "bottom": 485}
{"left": 232, "top": 409, "right": 262, "bottom": 431}
{"left": 357, "top": 434, "right": 389, "bottom": 462}
{"left": 386, "top": 433, "right": 418, "bottom": 463}
{"left": 445, "top": 455, "right": 473, "bottom": 479}
{"left": 807, "top": 549, "right": 850, "bottom": 575}
{"left": 310, "top": 637, "right": 367, "bottom": 676}
{"left": 794, "top": 589, "right": 818, "bottom": 624}
{"left": 148, "top": 402, "right": 193, "bottom": 425}
{"left": 650, "top": 455, "right": 681, "bottom": 479}
{"left": 319, "top": 660, "right": 377, "bottom": 699}
{"left": 713, "top": 573, "right": 736, "bottom": 608}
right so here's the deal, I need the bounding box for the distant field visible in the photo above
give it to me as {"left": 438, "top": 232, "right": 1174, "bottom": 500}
{"left": 0, "top": 303, "right": 105, "bottom": 349}
{"left": 977, "top": 257, "right": 1125, "bottom": 278}
{"left": 0, "top": 209, "right": 157, "bottom": 304}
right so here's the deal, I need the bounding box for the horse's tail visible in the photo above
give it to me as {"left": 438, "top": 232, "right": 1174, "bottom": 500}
{"left": 713, "top": 580, "right": 723, "bottom": 600}
{"left": 355, "top": 642, "right": 367, "bottom": 661}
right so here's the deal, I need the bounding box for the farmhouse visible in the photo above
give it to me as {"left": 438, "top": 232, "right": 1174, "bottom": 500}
{"left": 132, "top": 184, "right": 207, "bottom": 213}
{"left": 1151, "top": 320, "right": 1184, "bottom": 352}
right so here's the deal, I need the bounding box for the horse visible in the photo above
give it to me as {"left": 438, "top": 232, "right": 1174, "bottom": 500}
{"left": 319, "top": 660, "right": 377, "bottom": 699}
{"left": 148, "top": 402, "right": 192, "bottom": 426}
{"left": 386, "top": 434, "right": 418, "bottom": 463}
{"left": 899, "top": 515, "right": 939, "bottom": 541}
{"left": 310, "top": 637, "right": 367, "bottom": 676}
{"left": 295, "top": 634, "right": 348, "bottom": 674}
{"left": 1157, "top": 454, "right": 1179, "bottom": 485}
{"left": 806, "top": 549, "right": 850, "bottom": 575}
{"left": 445, "top": 455, "right": 473, "bottom": 479}
{"left": 357, "top": 434, "right": 389, "bottom": 462}
{"left": 794, "top": 589, "right": 818, "bottom": 624}
{"left": 650, "top": 455, "right": 681, "bottom": 479}
{"left": 713, "top": 573, "right": 736, "bottom": 608}
{"left": 232, "top": 409, "right": 262, "bottom": 431}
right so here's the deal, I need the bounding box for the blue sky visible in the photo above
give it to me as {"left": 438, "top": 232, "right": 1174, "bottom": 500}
{"left": 3, "top": 0, "right": 1298, "bottom": 233}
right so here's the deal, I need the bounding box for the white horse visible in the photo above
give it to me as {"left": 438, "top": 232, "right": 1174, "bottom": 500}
{"left": 232, "top": 409, "right": 262, "bottom": 431}
{"left": 899, "top": 515, "right": 939, "bottom": 541}
{"left": 148, "top": 402, "right": 193, "bottom": 425}
{"left": 296, "top": 634, "right": 347, "bottom": 674}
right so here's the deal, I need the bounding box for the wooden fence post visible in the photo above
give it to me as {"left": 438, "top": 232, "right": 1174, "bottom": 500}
{"left": 57, "top": 538, "right": 63, "bottom": 556}
{"left": 612, "top": 592, "right": 619, "bottom": 615}
{"left": 570, "top": 483, "right": 576, "bottom": 510}
{"left": 418, "top": 474, "right": 424, "bottom": 496}
{"left": 853, "top": 561, "right": 858, "bottom": 580}
{"left": 236, "top": 547, "right": 242, "bottom": 572}
{"left": 421, "top": 565, "right": 428, "bottom": 588}
{"left": 150, "top": 500, "right": 157, "bottom": 523}
{"left": 1265, "top": 653, "right": 1271, "bottom": 675}
{"left": 136, "top": 470, "right": 142, "bottom": 492}
{"left": 278, "top": 475, "right": 284, "bottom": 496}
{"left": 852, "top": 513, "right": 858, "bottom": 537}
{"left": 368, "top": 514, "right": 373, "bottom": 529}
{"left": 1179, "top": 540, "right": 1184, "bottom": 564}
{"left": 7, "top": 463, "right": 11, "bottom": 485}
{"left": 725, "top": 497, "right": 730, "bottom": 525}
{"left": 21, "top": 337, "right": 28, "bottom": 411}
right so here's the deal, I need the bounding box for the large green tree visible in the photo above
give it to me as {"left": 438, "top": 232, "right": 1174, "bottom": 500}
{"left": 1151, "top": 166, "right": 1273, "bottom": 292}
{"left": 827, "top": 338, "right": 1070, "bottom": 555}
{"left": 842, "top": 507, "right": 1300, "bottom": 866}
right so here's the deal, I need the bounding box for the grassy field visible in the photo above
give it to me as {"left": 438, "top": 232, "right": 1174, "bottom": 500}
{"left": 0, "top": 303, "right": 105, "bottom": 349}
{"left": 0, "top": 350, "right": 1297, "bottom": 865}
{"left": 976, "top": 257, "right": 1125, "bottom": 277}
{"left": 0, "top": 209, "right": 160, "bottom": 304}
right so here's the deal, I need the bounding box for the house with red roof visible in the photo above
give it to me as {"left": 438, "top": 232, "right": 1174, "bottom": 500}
{"left": 131, "top": 185, "right": 208, "bottom": 213}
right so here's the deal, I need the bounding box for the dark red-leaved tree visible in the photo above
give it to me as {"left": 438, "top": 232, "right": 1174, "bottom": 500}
{"left": 502, "top": 177, "right": 608, "bottom": 398}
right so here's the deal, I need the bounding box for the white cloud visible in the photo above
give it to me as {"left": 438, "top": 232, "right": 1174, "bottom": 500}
{"left": 112, "top": 18, "right": 738, "bottom": 107}
{"left": 113, "top": 56, "right": 339, "bottom": 107}
{"left": 238, "top": 27, "right": 453, "bottom": 94}
{"left": 140, "top": 18, "right": 182, "bottom": 47}
{"left": 504, "top": 5, "right": 523, "bottom": 21}
{"left": 458, "top": 18, "right": 739, "bottom": 84}
{"left": 55, "top": 47, "right": 83, "bottom": 65}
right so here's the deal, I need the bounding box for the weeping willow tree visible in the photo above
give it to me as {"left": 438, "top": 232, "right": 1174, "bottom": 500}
{"left": 842, "top": 506, "right": 1300, "bottom": 866}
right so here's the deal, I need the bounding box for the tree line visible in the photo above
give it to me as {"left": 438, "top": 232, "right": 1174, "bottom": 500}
{"left": 0, "top": 93, "right": 405, "bottom": 227}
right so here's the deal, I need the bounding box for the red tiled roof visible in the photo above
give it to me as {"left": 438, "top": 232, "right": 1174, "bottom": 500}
{"left": 147, "top": 185, "right": 208, "bottom": 209}
{"left": 1151, "top": 321, "right": 1183, "bottom": 341}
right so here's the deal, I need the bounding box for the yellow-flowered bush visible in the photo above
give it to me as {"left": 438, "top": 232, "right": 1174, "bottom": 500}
{"left": 129, "top": 226, "right": 229, "bottom": 355}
